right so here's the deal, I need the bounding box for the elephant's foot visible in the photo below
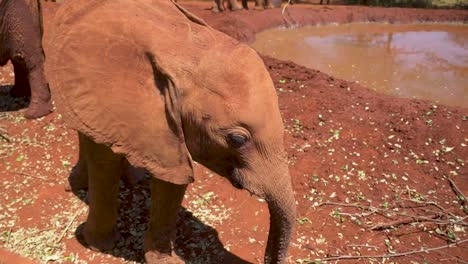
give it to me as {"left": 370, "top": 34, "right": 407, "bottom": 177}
{"left": 24, "top": 99, "right": 52, "bottom": 119}
{"left": 145, "top": 251, "right": 184, "bottom": 264}
{"left": 211, "top": 2, "right": 224, "bottom": 13}
{"left": 264, "top": 3, "right": 275, "bottom": 9}
{"left": 83, "top": 224, "right": 121, "bottom": 251}
{"left": 230, "top": 5, "right": 243, "bottom": 11}
{"left": 253, "top": 5, "right": 264, "bottom": 10}
{"left": 65, "top": 161, "right": 88, "bottom": 192}
{"left": 211, "top": 6, "right": 222, "bottom": 12}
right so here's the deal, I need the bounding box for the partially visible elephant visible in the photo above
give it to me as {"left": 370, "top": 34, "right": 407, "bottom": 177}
{"left": 0, "top": 0, "right": 52, "bottom": 118}
{"left": 46, "top": 0, "right": 296, "bottom": 264}
{"left": 319, "top": 0, "right": 368, "bottom": 4}
{"left": 212, "top": 0, "right": 243, "bottom": 12}
{"left": 212, "top": 0, "right": 282, "bottom": 12}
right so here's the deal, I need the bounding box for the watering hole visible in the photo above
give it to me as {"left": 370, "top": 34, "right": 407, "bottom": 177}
{"left": 252, "top": 23, "right": 468, "bottom": 107}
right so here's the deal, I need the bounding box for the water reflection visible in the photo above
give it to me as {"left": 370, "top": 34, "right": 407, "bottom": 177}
{"left": 252, "top": 23, "right": 468, "bottom": 107}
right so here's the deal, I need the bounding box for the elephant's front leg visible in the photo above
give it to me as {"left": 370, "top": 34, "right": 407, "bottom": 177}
{"left": 81, "top": 135, "right": 123, "bottom": 251}
{"left": 212, "top": 0, "right": 225, "bottom": 12}
{"left": 227, "top": 0, "right": 243, "bottom": 10}
{"left": 264, "top": 0, "right": 275, "bottom": 9}
{"left": 253, "top": 0, "right": 264, "bottom": 10}
{"left": 145, "top": 178, "right": 187, "bottom": 264}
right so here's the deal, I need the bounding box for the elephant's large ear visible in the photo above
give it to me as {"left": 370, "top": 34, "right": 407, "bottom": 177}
{"left": 170, "top": 0, "right": 209, "bottom": 27}
{"left": 47, "top": 13, "right": 194, "bottom": 185}
{"left": 138, "top": 52, "right": 195, "bottom": 185}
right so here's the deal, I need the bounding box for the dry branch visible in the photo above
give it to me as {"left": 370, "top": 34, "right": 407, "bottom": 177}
{"left": 319, "top": 200, "right": 468, "bottom": 230}
{"left": 0, "top": 126, "right": 10, "bottom": 142}
{"left": 370, "top": 214, "right": 440, "bottom": 230}
{"left": 54, "top": 206, "right": 85, "bottom": 246}
{"left": 281, "top": 0, "right": 294, "bottom": 27}
{"left": 318, "top": 201, "right": 370, "bottom": 209}
{"left": 13, "top": 171, "right": 49, "bottom": 181}
{"left": 347, "top": 244, "right": 380, "bottom": 249}
{"left": 447, "top": 176, "right": 467, "bottom": 208}
{"left": 319, "top": 239, "right": 468, "bottom": 261}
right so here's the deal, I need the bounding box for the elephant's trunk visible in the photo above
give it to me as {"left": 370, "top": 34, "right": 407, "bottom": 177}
{"left": 262, "top": 170, "right": 296, "bottom": 264}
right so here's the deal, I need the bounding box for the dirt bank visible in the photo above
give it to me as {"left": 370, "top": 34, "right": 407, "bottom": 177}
{"left": 183, "top": 1, "right": 468, "bottom": 42}
{"left": 0, "top": 1, "right": 467, "bottom": 264}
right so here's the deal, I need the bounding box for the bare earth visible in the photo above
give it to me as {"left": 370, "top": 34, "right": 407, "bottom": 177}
{"left": 0, "top": 1, "right": 467, "bottom": 264}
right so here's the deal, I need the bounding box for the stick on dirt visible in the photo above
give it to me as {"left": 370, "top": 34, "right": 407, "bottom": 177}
{"left": 319, "top": 239, "right": 468, "bottom": 261}
{"left": 281, "top": 0, "right": 294, "bottom": 27}
{"left": 0, "top": 127, "right": 10, "bottom": 142}
{"left": 447, "top": 176, "right": 467, "bottom": 207}
{"left": 13, "top": 171, "right": 49, "bottom": 181}
{"left": 347, "top": 244, "right": 380, "bottom": 249}
{"left": 55, "top": 206, "right": 85, "bottom": 245}
{"left": 370, "top": 214, "right": 440, "bottom": 230}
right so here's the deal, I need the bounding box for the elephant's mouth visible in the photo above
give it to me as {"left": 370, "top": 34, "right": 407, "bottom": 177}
{"left": 201, "top": 159, "right": 244, "bottom": 189}
{"left": 228, "top": 167, "right": 244, "bottom": 190}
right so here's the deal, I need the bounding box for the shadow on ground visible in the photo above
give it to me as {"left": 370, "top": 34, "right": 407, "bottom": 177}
{"left": 0, "top": 85, "right": 29, "bottom": 113}
{"left": 69, "top": 170, "right": 250, "bottom": 264}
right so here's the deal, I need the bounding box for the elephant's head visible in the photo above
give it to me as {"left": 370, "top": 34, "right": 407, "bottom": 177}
{"left": 179, "top": 45, "right": 296, "bottom": 263}
{"left": 46, "top": 0, "right": 295, "bottom": 262}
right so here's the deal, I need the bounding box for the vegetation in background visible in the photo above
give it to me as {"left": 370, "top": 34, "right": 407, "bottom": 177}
{"left": 341, "top": 0, "right": 468, "bottom": 8}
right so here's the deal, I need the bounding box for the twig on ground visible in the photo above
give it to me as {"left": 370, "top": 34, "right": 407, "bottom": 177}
{"left": 0, "top": 127, "right": 10, "bottom": 142}
{"left": 45, "top": 206, "right": 86, "bottom": 263}
{"left": 320, "top": 200, "right": 468, "bottom": 230}
{"left": 12, "top": 227, "right": 58, "bottom": 250}
{"left": 319, "top": 239, "right": 468, "bottom": 261}
{"left": 281, "top": 0, "right": 294, "bottom": 27}
{"left": 370, "top": 214, "right": 440, "bottom": 230}
{"left": 337, "top": 211, "right": 375, "bottom": 218}
{"left": 438, "top": 250, "right": 468, "bottom": 264}
{"left": 347, "top": 244, "right": 380, "bottom": 249}
{"left": 5, "top": 228, "right": 12, "bottom": 246}
{"left": 194, "top": 193, "right": 213, "bottom": 205}
{"left": 440, "top": 258, "right": 468, "bottom": 264}
{"left": 399, "top": 198, "right": 458, "bottom": 217}
{"left": 54, "top": 206, "right": 85, "bottom": 246}
{"left": 318, "top": 201, "right": 370, "bottom": 209}
{"left": 0, "top": 133, "right": 10, "bottom": 142}
{"left": 447, "top": 176, "right": 467, "bottom": 208}
{"left": 397, "top": 212, "right": 467, "bottom": 226}
{"left": 13, "top": 171, "right": 49, "bottom": 181}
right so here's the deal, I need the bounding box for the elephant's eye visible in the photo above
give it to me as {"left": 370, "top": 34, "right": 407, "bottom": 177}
{"left": 227, "top": 133, "right": 249, "bottom": 148}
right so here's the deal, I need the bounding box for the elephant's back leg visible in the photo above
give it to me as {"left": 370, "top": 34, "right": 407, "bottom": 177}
{"left": 80, "top": 134, "right": 124, "bottom": 251}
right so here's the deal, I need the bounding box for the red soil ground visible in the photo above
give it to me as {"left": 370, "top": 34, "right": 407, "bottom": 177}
{"left": 0, "top": 1, "right": 467, "bottom": 264}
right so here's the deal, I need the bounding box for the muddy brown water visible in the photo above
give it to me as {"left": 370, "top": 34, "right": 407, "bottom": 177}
{"left": 252, "top": 23, "right": 468, "bottom": 107}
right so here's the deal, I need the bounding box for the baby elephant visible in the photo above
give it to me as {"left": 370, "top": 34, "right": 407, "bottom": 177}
{"left": 0, "top": 0, "right": 52, "bottom": 118}
{"left": 47, "top": 0, "right": 296, "bottom": 263}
